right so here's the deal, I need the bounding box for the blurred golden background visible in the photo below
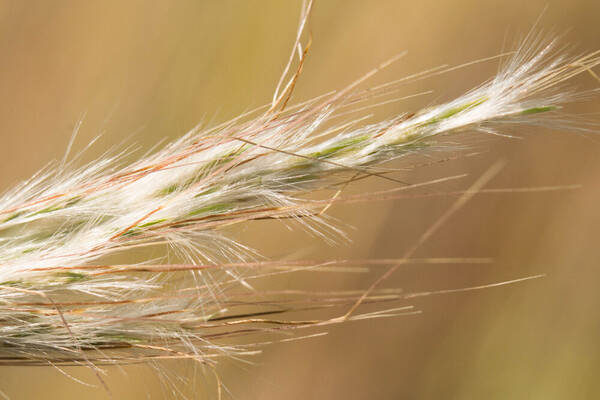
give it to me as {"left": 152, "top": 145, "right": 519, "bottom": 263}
{"left": 0, "top": 0, "right": 599, "bottom": 398}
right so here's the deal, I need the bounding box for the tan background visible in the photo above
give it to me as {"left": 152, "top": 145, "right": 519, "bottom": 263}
{"left": 0, "top": 0, "right": 599, "bottom": 398}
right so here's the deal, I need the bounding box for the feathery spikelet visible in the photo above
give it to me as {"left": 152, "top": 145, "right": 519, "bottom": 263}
{"left": 0, "top": 2, "right": 598, "bottom": 384}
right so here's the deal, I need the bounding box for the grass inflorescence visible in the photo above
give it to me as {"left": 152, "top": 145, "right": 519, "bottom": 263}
{"left": 0, "top": 1, "right": 598, "bottom": 392}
